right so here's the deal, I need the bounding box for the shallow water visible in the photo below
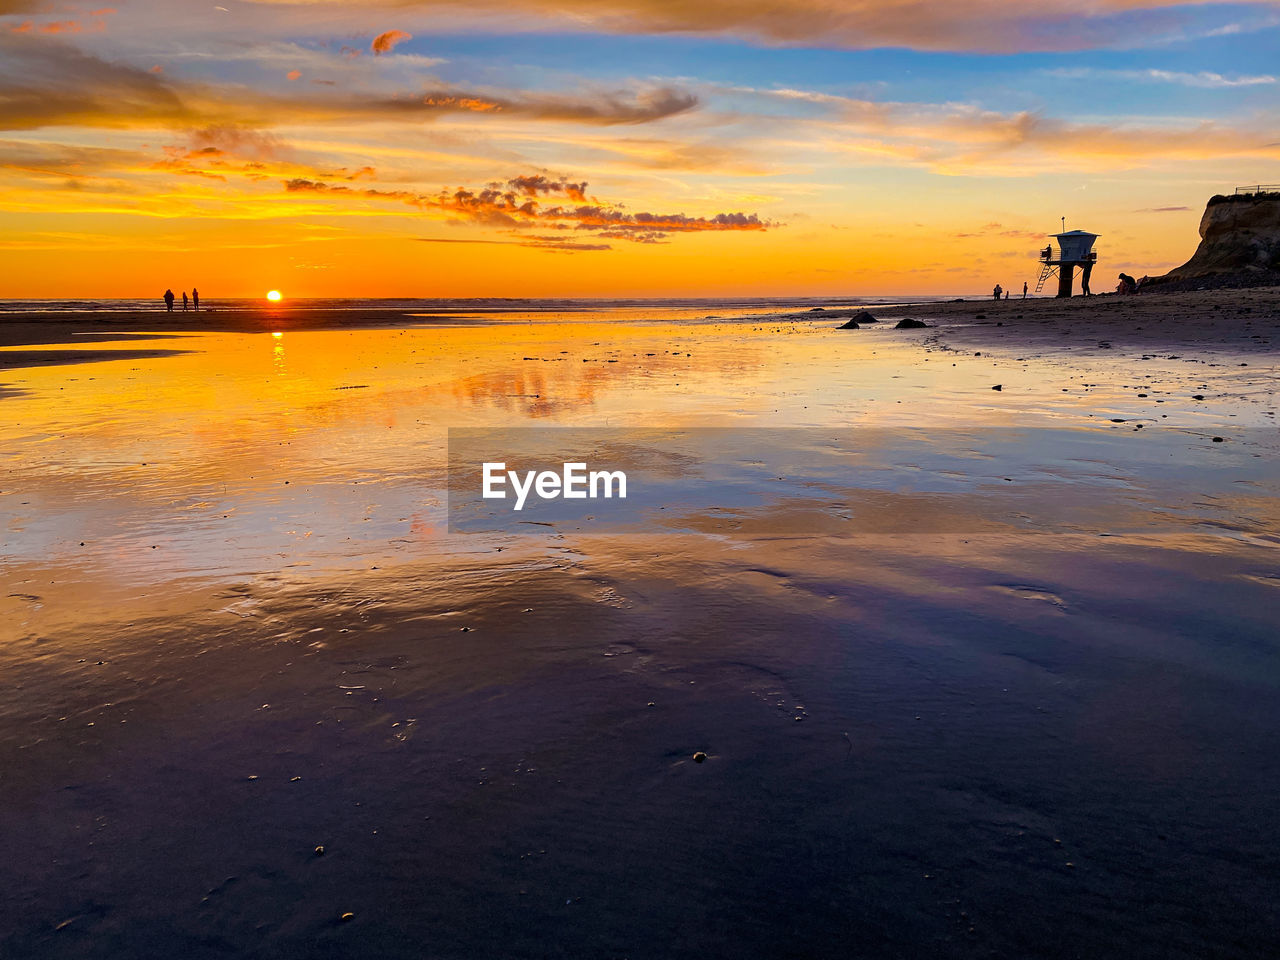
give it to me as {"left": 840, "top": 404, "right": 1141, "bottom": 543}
{"left": 2, "top": 307, "right": 1278, "bottom": 958}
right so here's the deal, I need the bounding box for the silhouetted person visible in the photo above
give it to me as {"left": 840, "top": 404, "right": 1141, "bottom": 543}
{"left": 192, "top": 288, "right": 200, "bottom": 311}
{"left": 1081, "top": 260, "right": 1093, "bottom": 296}
{"left": 993, "top": 284, "right": 1002, "bottom": 301}
{"left": 1117, "top": 273, "right": 1137, "bottom": 295}
{"left": 1022, "top": 282, "right": 1028, "bottom": 299}
{"left": 182, "top": 291, "right": 189, "bottom": 311}
{"left": 1004, "top": 290, "right": 1009, "bottom": 300}
{"left": 163, "top": 288, "right": 175, "bottom": 312}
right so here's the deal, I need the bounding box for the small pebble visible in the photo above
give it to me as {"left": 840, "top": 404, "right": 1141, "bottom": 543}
{"left": 692, "top": 752, "right": 707, "bottom": 763}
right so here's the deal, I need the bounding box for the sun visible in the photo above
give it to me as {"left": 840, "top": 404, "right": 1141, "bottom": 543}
{"left": 266, "top": 290, "right": 283, "bottom": 302}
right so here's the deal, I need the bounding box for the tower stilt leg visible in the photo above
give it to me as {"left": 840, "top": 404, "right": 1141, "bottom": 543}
{"left": 1057, "top": 264, "right": 1075, "bottom": 298}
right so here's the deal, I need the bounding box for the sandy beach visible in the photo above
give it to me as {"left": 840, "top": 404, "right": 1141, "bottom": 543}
{"left": 4, "top": 284, "right": 1278, "bottom": 356}
{"left": 1, "top": 290, "right": 1277, "bottom": 959}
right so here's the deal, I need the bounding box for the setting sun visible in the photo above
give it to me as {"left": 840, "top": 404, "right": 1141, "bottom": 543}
{"left": 266, "top": 290, "right": 283, "bottom": 302}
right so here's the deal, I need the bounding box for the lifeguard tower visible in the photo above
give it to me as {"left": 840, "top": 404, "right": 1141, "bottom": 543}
{"left": 1035, "top": 229, "right": 1099, "bottom": 297}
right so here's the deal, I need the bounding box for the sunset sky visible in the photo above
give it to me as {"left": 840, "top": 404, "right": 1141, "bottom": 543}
{"left": 1, "top": 0, "right": 1277, "bottom": 298}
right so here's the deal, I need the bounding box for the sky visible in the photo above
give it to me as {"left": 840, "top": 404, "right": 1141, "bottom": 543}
{"left": 1, "top": 0, "right": 1278, "bottom": 298}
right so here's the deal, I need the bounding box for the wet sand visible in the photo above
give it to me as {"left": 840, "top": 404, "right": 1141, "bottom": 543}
{"left": 2, "top": 291, "right": 1278, "bottom": 959}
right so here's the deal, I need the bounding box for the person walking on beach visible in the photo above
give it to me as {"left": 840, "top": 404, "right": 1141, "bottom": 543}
{"left": 993, "top": 284, "right": 1003, "bottom": 301}
{"left": 1081, "top": 260, "right": 1093, "bottom": 296}
{"left": 192, "top": 288, "right": 199, "bottom": 311}
{"left": 163, "top": 288, "right": 175, "bottom": 312}
{"left": 1022, "top": 282, "right": 1028, "bottom": 299}
{"left": 182, "top": 291, "right": 189, "bottom": 312}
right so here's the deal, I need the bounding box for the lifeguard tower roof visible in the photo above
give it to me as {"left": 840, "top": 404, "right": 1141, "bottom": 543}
{"left": 1054, "top": 229, "right": 1098, "bottom": 263}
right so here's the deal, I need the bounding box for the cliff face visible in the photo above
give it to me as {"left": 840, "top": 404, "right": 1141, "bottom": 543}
{"left": 1166, "top": 192, "right": 1280, "bottom": 278}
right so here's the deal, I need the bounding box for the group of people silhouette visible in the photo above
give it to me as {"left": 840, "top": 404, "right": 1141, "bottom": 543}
{"left": 162, "top": 288, "right": 200, "bottom": 312}
{"left": 992, "top": 283, "right": 1030, "bottom": 301}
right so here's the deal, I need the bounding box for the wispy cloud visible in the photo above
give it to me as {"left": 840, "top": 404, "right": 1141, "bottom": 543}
{"left": 953, "top": 222, "right": 1045, "bottom": 239}
{"left": 0, "top": 36, "right": 699, "bottom": 131}
{"left": 1047, "top": 66, "right": 1277, "bottom": 87}
{"left": 416, "top": 235, "right": 612, "bottom": 252}
{"left": 240, "top": 0, "right": 1280, "bottom": 53}
{"left": 745, "top": 86, "right": 1280, "bottom": 174}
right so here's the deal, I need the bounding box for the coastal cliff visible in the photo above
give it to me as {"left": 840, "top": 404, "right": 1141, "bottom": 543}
{"left": 1156, "top": 191, "right": 1280, "bottom": 287}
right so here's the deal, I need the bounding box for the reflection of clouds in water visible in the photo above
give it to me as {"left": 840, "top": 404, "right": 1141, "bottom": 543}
{"left": 2, "top": 309, "right": 1272, "bottom": 595}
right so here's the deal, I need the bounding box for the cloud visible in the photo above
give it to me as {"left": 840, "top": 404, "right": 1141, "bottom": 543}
{"left": 371, "top": 29, "right": 412, "bottom": 55}
{"left": 240, "top": 0, "right": 1279, "bottom": 54}
{"left": 581, "top": 137, "right": 773, "bottom": 173}
{"left": 38, "top": 19, "right": 82, "bottom": 33}
{"left": 0, "top": 36, "right": 699, "bottom": 131}
{"left": 508, "top": 173, "right": 588, "bottom": 201}
{"left": 761, "top": 86, "right": 1280, "bottom": 174}
{"left": 416, "top": 235, "right": 611, "bottom": 252}
{"left": 0, "top": 137, "right": 151, "bottom": 183}
{"left": 284, "top": 171, "right": 771, "bottom": 244}
{"left": 953, "top": 223, "right": 1045, "bottom": 239}
{"left": 186, "top": 124, "right": 289, "bottom": 160}
{"left": 1047, "top": 67, "right": 1277, "bottom": 87}
{"left": 411, "top": 86, "right": 697, "bottom": 124}
{"left": 1146, "top": 69, "right": 1276, "bottom": 87}
{"left": 1135, "top": 205, "right": 1193, "bottom": 212}
{"left": 0, "top": 36, "right": 191, "bottom": 130}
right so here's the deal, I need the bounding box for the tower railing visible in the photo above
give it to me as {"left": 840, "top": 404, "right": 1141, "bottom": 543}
{"left": 1039, "top": 248, "right": 1099, "bottom": 263}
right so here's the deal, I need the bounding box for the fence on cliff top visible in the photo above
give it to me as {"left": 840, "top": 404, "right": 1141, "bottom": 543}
{"left": 1234, "top": 184, "right": 1280, "bottom": 196}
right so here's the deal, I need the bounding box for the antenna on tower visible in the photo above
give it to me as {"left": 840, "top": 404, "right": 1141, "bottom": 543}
{"left": 1061, "top": 216, "right": 1066, "bottom": 232}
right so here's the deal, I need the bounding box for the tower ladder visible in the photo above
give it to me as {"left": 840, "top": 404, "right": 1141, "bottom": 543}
{"left": 1034, "top": 261, "right": 1057, "bottom": 294}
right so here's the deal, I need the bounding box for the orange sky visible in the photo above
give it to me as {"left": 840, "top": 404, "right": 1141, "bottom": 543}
{"left": 2, "top": 0, "right": 1277, "bottom": 297}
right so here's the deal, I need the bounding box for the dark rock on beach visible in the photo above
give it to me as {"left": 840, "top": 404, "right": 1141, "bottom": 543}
{"left": 837, "top": 309, "right": 879, "bottom": 329}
